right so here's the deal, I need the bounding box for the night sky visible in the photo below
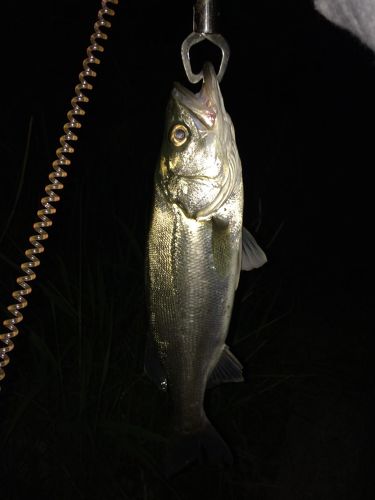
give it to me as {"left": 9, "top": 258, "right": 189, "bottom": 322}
{"left": 1, "top": 1, "right": 374, "bottom": 499}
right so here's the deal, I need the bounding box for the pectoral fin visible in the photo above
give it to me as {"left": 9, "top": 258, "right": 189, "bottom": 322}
{"left": 144, "top": 337, "right": 168, "bottom": 391}
{"left": 207, "top": 345, "right": 244, "bottom": 389}
{"left": 242, "top": 227, "right": 267, "bottom": 271}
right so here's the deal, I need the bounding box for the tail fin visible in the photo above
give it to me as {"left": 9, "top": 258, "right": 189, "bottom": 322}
{"left": 164, "top": 419, "right": 233, "bottom": 477}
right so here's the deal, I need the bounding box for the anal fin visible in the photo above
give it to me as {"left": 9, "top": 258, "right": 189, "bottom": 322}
{"left": 207, "top": 345, "right": 244, "bottom": 389}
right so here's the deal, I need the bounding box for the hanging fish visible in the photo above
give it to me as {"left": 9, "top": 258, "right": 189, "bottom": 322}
{"left": 145, "top": 62, "right": 267, "bottom": 475}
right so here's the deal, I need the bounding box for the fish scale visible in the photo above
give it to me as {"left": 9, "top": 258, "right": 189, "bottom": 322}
{"left": 148, "top": 183, "right": 240, "bottom": 431}
{"left": 145, "top": 62, "right": 267, "bottom": 473}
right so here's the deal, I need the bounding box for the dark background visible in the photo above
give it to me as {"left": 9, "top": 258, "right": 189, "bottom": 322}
{"left": 0, "top": 1, "right": 374, "bottom": 499}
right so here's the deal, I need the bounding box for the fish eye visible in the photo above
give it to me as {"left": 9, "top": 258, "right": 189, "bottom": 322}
{"left": 170, "top": 124, "right": 189, "bottom": 147}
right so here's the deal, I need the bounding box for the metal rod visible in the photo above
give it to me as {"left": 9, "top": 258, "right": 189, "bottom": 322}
{"left": 193, "top": 0, "right": 219, "bottom": 34}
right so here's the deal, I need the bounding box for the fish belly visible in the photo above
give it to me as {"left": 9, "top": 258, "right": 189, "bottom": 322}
{"left": 147, "top": 183, "right": 241, "bottom": 431}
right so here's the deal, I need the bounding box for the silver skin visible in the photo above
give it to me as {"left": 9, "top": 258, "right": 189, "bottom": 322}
{"left": 146, "top": 63, "right": 243, "bottom": 435}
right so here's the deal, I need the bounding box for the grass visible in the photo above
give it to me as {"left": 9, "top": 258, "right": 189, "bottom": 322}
{"left": 0, "top": 116, "right": 34, "bottom": 247}
{"left": 0, "top": 114, "right": 297, "bottom": 500}
{"left": 0, "top": 223, "right": 295, "bottom": 500}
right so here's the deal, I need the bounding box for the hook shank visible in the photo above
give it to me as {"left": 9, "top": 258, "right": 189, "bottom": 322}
{"left": 182, "top": 0, "right": 229, "bottom": 84}
{"left": 193, "top": 0, "right": 219, "bottom": 34}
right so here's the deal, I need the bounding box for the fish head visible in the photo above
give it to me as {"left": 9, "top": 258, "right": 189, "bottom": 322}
{"left": 158, "top": 62, "right": 240, "bottom": 220}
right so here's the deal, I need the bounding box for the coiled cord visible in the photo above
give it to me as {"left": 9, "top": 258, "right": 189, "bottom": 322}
{"left": 0, "top": 0, "right": 119, "bottom": 384}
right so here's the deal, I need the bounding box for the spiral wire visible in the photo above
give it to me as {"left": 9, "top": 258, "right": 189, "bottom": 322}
{"left": 0, "top": 0, "right": 119, "bottom": 384}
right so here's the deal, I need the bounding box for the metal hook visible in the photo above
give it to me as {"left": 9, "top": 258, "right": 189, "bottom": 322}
{"left": 181, "top": 0, "right": 230, "bottom": 84}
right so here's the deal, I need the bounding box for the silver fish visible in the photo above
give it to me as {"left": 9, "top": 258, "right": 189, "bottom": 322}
{"left": 146, "top": 62, "right": 267, "bottom": 474}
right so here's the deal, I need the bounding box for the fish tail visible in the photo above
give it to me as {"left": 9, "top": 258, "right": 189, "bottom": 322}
{"left": 164, "top": 418, "right": 233, "bottom": 477}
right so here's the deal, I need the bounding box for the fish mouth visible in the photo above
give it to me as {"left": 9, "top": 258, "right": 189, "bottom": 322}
{"left": 172, "top": 62, "right": 223, "bottom": 128}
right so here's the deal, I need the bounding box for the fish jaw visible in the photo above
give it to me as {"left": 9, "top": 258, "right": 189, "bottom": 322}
{"left": 172, "top": 62, "right": 225, "bottom": 130}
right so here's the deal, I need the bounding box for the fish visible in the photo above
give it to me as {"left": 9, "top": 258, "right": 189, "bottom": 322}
{"left": 145, "top": 62, "right": 267, "bottom": 476}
